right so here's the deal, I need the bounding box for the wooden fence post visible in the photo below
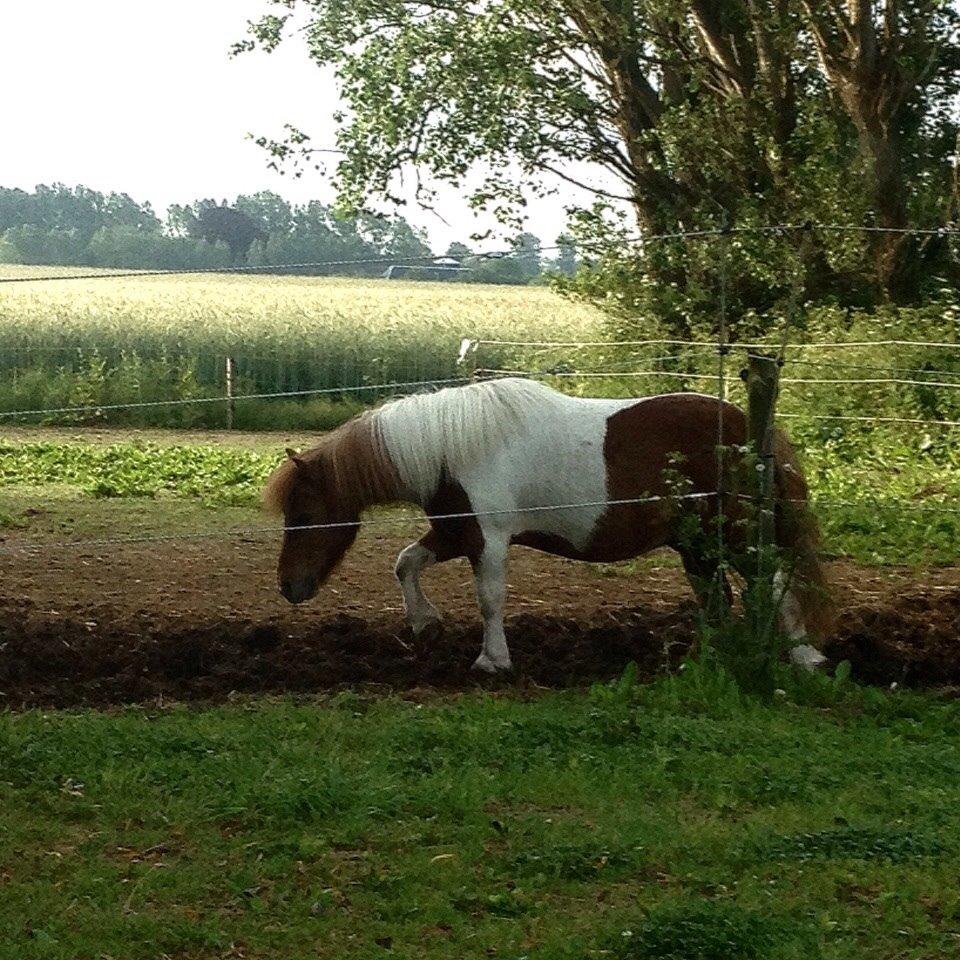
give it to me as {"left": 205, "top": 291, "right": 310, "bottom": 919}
{"left": 225, "top": 356, "right": 235, "bottom": 430}
{"left": 745, "top": 354, "right": 780, "bottom": 558}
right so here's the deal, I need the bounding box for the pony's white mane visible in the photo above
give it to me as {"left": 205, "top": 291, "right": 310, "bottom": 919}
{"left": 374, "top": 377, "right": 557, "bottom": 502}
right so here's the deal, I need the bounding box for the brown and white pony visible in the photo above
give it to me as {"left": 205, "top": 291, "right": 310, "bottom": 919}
{"left": 263, "top": 378, "right": 832, "bottom": 673}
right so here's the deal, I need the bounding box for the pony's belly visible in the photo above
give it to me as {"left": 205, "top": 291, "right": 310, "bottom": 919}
{"left": 511, "top": 529, "right": 591, "bottom": 560}
{"left": 512, "top": 508, "right": 669, "bottom": 563}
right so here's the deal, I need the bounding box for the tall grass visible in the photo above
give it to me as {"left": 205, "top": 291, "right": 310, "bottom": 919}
{"left": 481, "top": 300, "right": 960, "bottom": 425}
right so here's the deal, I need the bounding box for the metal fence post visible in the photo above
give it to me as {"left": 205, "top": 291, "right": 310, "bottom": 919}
{"left": 745, "top": 353, "right": 780, "bottom": 559}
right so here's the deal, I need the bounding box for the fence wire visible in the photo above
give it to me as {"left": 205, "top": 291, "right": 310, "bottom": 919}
{"left": 0, "top": 492, "right": 719, "bottom": 556}
{"left": 3, "top": 220, "right": 959, "bottom": 286}
{"left": 474, "top": 337, "right": 960, "bottom": 352}
{"left": 1, "top": 358, "right": 960, "bottom": 424}
{"left": 2, "top": 491, "right": 957, "bottom": 558}
{"left": 3, "top": 219, "right": 960, "bottom": 564}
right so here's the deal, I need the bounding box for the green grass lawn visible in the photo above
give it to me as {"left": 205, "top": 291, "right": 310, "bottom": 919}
{"left": 2, "top": 673, "right": 960, "bottom": 959}
{"left": 2, "top": 423, "right": 959, "bottom": 959}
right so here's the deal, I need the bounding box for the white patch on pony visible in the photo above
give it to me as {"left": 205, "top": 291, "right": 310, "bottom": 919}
{"left": 377, "top": 378, "right": 558, "bottom": 502}
{"left": 773, "top": 569, "right": 827, "bottom": 671}
{"left": 774, "top": 570, "right": 807, "bottom": 640}
{"left": 376, "top": 378, "right": 637, "bottom": 550}
{"left": 471, "top": 537, "right": 512, "bottom": 672}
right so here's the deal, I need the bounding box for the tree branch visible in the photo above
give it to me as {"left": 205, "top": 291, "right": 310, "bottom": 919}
{"left": 689, "top": 1, "right": 746, "bottom": 94}
{"left": 533, "top": 160, "right": 637, "bottom": 202}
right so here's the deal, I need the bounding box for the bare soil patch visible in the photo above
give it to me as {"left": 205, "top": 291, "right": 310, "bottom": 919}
{"left": 1, "top": 528, "right": 959, "bottom": 708}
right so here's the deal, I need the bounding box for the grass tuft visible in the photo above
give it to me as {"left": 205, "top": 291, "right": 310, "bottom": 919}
{"left": 759, "top": 826, "right": 946, "bottom": 864}
{"left": 609, "top": 900, "right": 791, "bottom": 960}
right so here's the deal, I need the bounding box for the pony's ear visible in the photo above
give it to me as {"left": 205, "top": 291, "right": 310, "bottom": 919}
{"left": 285, "top": 447, "right": 306, "bottom": 468}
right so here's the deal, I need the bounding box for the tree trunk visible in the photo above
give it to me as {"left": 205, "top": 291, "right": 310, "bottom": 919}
{"left": 860, "top": 117, "right": 911, "bottom": 298}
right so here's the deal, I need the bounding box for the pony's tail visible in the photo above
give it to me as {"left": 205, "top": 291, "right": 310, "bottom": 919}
{"left": 771, "top": 428, "right": 835, "bottom": 645}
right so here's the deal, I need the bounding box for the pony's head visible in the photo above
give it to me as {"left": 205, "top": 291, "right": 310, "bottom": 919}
{"left": 263, "top": 447, "right": 362, "bottom": 604}
{"left": 263, "top": 419, "right": 400, "bottom": 605}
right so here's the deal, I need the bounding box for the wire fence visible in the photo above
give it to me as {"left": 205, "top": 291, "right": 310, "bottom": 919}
{"left": 1, "top": 488, "right": 956, "bottom": 558}
{"left": 471, "top": 337, "right": 960, "bottom": 351}
{"left": 1, "top": 356, "right": 958, "bottom": 423}
{"left": 0, "top": 247, "right": 548, "bottom": 286}
{"left": 0, "top": 377, "right": 475, "bottom": 421}
{"left": 3, "top": 221, "right": 958, "bottom": 430}
{"left": 2, "top": 219, "right": 960, "bottom": 567}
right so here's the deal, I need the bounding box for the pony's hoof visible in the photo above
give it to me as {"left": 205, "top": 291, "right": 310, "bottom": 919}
{"left": 471, "top": 653, "right": 513, "bottom": 675}
{"left": 790, "top": 644, "right": 828, "bottom": 672}
{"left": 411, "top": 616, "right": 443, "bottom": 644}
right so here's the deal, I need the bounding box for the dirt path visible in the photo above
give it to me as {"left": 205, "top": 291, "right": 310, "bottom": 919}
{"left": 2, "top": 527, "right": 959, "bottom": 708}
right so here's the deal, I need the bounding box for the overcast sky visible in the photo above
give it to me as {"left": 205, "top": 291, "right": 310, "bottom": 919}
{"left": 1, "top": 0, "right": 609, "bottom": 250}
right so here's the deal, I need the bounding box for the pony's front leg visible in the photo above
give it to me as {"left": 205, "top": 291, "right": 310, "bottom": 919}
{"left": 394, "top": 537, "right": 443, "bottom": 640}
{"left": 470, "top": 538, "right": 512, "bottom": 674}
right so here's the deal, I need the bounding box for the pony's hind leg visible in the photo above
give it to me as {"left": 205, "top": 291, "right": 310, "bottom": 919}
{"left": 394, "top": 536, "right": 443, "bottom": 641}
{"left": 470, "top": 537, "right": 512, "bottom": 674}
{"left": 775, "top": 570, "right": 828, "bottom": 671}
{"left": 678, "top": 546, "right": 732, "bottom": 613}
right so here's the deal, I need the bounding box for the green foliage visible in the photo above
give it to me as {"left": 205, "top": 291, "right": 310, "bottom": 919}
{"left": 85, "top": 226, "right": 232, "bottom": 271}
{"left": 0, "top": 185, "right": 441, "bottom": 274}
{"left": 0, "top": 184, "right": 159, "bottom": 241}
{"left": 0, "top": 441, "right": 275, "bottom": 505}
{"left": 241, "top": 1, "right": 960, "bottom": 320}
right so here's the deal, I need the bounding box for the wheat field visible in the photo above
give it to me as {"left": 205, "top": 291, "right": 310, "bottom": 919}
{"left": 0, "top": 269, "right": 602, "bottom": 428}
{"left": 2, "top": 265, "right": 959, "bottom": 434}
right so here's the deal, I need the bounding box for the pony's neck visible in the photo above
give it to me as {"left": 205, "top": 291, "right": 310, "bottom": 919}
{"left": 327, "top": 414, "right": 406, "bottom": 512}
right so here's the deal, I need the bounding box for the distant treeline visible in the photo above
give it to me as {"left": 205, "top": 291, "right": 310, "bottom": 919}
{"left": 0, "top": 184, "right": 578, "bottom": 282}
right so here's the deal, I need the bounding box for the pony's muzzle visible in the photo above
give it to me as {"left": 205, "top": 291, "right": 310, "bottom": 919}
{"left": 280, "top": 575, "right": 319, "bottom": 605}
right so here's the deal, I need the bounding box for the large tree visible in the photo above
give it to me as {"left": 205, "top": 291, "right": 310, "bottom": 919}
{"left": 170, "top": 200, "right": 267, "bottom": 263}
{"left": 238, "top": 0, "right": 960, "bottom": 328}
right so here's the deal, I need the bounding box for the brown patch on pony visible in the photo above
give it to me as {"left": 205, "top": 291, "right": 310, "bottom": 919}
{"left": 268, "top": 414, "right": 406, "bottom": 602}
{"left": 262, "top": 414, "right": 402, "bottom": 516}
{"left": 590, "top": 393, "right": 832, "bottom": 645}
{"left": 423, "top": 474, "right": 486, "bottom": 564}
{"left": 588, "top": 393, "right": 747, "bottom": 562}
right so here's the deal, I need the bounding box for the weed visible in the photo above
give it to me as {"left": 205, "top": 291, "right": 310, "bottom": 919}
{"left": 609, "top": 900, "right": 792, "bottom": 960}
{"left": 509, "top": 839, "right": 645, "bottom": 882}
{"left": 759, "top": 826, "right": 946, "bottom": 864}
